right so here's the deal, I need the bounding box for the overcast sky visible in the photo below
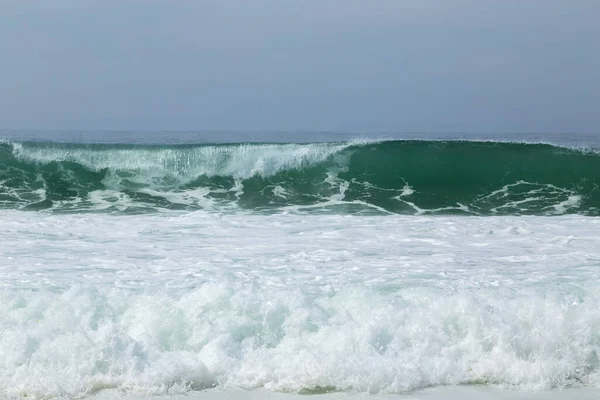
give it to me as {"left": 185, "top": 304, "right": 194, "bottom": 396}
{"left": 1, "top": 0, "right": 599, "bottom": 133}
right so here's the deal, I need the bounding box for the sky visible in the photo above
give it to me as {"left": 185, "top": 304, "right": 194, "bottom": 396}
{"left": 1, "top": 0, "right": 599, "bottom": 133}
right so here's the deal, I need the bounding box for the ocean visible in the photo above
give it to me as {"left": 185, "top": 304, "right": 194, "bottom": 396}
{"left": 1, "top": 131, "right": 599, "bottom": 400}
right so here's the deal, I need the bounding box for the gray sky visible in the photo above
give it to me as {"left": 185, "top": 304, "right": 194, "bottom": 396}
{"left": 1, "top": 0, "right": 599, "bottom": 133}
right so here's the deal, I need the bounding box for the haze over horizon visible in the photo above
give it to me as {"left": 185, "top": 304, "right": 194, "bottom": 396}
{"left": 1, "top": 0, "right": 599, "bottom": 134}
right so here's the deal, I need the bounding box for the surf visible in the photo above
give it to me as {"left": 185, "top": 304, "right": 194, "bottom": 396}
{"left": 1, "top": 139, "right": 599, "bottom": 215}
{"left": 2, "top": 211, "right": 600, "bottom": 397}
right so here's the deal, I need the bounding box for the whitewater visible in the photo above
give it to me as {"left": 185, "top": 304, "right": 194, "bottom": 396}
{"left": 1, "top": 132, "right": 600, "bottom": 400}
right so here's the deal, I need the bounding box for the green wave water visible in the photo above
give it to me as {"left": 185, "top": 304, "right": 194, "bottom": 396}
{"left": 1, "top": 140, "right": 599, "bottom": 215}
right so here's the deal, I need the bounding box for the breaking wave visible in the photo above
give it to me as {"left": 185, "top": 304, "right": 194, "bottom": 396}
{"left": 1, "top": 140, "right": 599, "bottom": 215}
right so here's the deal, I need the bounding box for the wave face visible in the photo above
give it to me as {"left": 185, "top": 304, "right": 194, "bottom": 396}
{"left": 1, "top": 140, "right": 599, "bottom": 215}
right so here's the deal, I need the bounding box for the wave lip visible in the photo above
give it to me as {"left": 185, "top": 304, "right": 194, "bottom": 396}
{"left": 1, "top": 139, "right": 599, "bottom": 215}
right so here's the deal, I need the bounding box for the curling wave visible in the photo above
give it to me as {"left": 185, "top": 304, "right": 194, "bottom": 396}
{"left": 1, "top": 140, "right": 599, "bottom": 215}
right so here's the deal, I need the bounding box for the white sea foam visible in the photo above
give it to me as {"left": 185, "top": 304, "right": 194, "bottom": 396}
{"left": 1, "top": 211, "right": 600, "bottom": 398}
{"left": 10, "top": 141, "right": 370, "bottom": 181}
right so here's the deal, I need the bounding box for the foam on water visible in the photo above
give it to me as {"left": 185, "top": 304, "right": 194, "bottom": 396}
{"left": 2, "top": 211, "right": 600, "bottom": 398}
{"left": 9, "top": 141, "right": 361, "bottom": 181}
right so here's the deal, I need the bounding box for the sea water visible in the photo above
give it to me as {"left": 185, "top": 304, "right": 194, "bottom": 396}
{"left": 1, "top": 131, "right": 599, "bottom": 399}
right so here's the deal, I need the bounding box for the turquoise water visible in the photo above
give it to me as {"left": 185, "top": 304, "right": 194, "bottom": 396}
{"left": 2, "top": 134, "right": 599, "bottom": 215}
{"left": 1, "top": 131, "right": 600, "bottom": 399}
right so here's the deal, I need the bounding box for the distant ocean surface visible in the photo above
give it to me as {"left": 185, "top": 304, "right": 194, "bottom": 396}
{"left": 1, "top": 131, "right": 600, "bottom": 399}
